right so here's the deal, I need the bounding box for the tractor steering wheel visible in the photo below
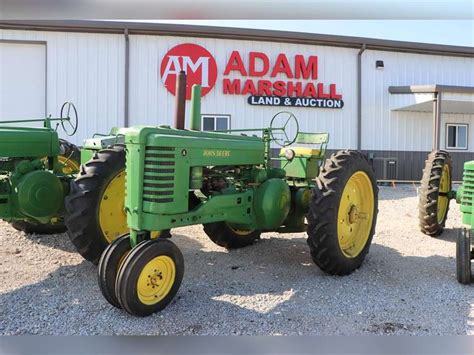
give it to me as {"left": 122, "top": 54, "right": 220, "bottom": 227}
{"left": 269, "top": 111, "right": 299, "bottom": 147}
{"left": 60, "top": 102, "right": 78, "bottom": 136}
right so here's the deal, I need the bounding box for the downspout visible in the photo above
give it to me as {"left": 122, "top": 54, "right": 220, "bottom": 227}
{"left": 357, "top": 43, "right": 366, "bottom": 151}
{"left": 124, "top": 28, "right": 130, "bottom": 127}
{"left": 433, "top": 91, "right": 442, "bottom": 150}
{"left": 437, "top": 92, "right": 442, "bottom": 150}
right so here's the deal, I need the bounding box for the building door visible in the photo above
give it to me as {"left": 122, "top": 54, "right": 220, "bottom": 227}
{"left": 0, "top": 41, "right": 46, "bottom": 121}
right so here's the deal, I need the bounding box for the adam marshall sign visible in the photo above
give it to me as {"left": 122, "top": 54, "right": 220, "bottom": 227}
{"left": 160, "top": 43, "right": 344, "bottom": 109}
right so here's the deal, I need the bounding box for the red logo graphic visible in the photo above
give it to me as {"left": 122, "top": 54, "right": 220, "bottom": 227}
{"left": 160, "top": 43, "right": 218, "bottom": 99}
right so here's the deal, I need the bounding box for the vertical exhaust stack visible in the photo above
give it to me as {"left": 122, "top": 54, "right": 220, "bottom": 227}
{"left": 174, "top": 71, "right": 187, "bottom": 130}
{"left": 190, "top": 84, "right": 202, "bottom": 131}
{"left": 189, "top": 84, "right": 203, "bottom": 188}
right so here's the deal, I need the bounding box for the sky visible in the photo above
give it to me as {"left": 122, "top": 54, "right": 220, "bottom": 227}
{"left": 146, "top": 20, "right": 474, "bottom": 47}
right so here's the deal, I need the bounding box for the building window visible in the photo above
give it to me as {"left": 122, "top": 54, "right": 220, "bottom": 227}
{"left": 201, "top": 115, "right": 230, "bottom": 131}
{"left": 446, "top": 124, "right": 468, "bottom": 150}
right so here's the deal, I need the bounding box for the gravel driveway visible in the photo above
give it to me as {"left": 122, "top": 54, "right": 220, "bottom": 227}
{"left": 0, "top": 185, "right": 472, "bottom": 335}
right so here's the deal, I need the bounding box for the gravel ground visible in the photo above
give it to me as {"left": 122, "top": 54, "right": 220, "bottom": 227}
{"left": 0, "top": 185, "right": 472, "bottom": 335}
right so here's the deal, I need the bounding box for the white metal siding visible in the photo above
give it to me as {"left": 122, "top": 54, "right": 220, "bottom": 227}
{"left": 129, "top": 35, "right": 359, "bottom": 150}
{"left": 361, "top": 49, "right": 474, "bottom": 152}
{"left": 1, "top": 28, "right": 473, "bottom": 153}
{"left": 0, "top": 42, "right": 46, "bottom": 120}
{"left": 0, "top": 30, "right": 125, "bottom": 145}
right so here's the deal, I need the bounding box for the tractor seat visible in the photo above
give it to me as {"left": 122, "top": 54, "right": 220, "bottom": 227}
{"left": 279, "top": 147, "right": 320, "bottom": 157}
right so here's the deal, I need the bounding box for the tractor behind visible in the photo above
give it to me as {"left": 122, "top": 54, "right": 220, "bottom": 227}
{"left": 0, "top": 103, "right": 147, "bottom": 263}
{"left": 418, "top": 150, "right": 473, "bottom": 284}
{"left": 0, "top": 103, "right": 81, "bottom": 234}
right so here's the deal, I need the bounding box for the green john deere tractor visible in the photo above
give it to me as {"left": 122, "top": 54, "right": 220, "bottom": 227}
{"left": 81, "top": 85, "right": 379, "bottom": 317}
{"left": 418, "top": 150, "right": 473, "bottom": 284}
{"left": 0, "top": 103, "right": 149, "bottom": 262}
{"left": 0, "top": 103, "right": 81, "bottom": 234}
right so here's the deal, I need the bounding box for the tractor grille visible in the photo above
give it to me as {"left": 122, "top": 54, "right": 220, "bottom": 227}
{"left": 143, "top": 146, "right": 176, "bottom": 204}
{"left": 462, "top": 168, "right": 474, "bottom": 207}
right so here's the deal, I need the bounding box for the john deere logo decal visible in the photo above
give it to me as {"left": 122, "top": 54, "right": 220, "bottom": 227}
{"left": 203, "top": 149, "right": 231, "bottom": 157}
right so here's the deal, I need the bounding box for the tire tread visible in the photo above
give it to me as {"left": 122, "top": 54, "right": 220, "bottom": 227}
{"left": 418, "top": 150, "right": 452, "bottom": 237}
{"left": 306, "top": 150, "right": 378, "bottom": 276}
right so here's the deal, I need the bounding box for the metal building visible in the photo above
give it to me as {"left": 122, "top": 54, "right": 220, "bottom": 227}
{"left": 1, "top": 20, "right": 473, "bottom": 180}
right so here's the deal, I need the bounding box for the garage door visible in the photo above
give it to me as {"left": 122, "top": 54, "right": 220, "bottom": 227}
{"left": 0, "top": 41, "right": 46, "bottom": 121}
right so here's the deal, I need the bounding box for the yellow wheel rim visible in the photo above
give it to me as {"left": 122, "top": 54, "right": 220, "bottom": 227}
{"left": 337, "top": 171, "right": 375, "bottom": 258}
{"left": 57, "top": 156, "right": 80, "bottom": 175}
{"left": 437, "top": 164, "right": 451, "bottom": 224}
{"left": 99, "top": 170, "right": 128, "bottom": 243}
{"left": 137, "top": 255, "right": 176, "bottom": 305}
{"left": 227, "top": 223, "right": 254, "bottom": 236}
{"left": 41, "top": 156, "right": 80, "bottom": 175}
{"left": 151, "top": 231, "right": 163, "bottom": 239}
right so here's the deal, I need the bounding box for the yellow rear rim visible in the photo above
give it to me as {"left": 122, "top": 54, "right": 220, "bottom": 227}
{"left": 227, "top": 223, "right": 254, "bottom": 236}
{"left": 437, "top": 164, "right": 451, "bottom": 224}
{"left": 42, "top": 156, "right": 80, "bottom": 175}
{"left": 99, "top": 170, "right": 128, "bottom": 243}
{"left": 57, "top": 156, "right": 80, "bottom": 175}
{"left": 137, "top": 255, "right": 176, "bottom": 305}
{"left": 337, "top": 171, "right": 375, "bottom": 258}
{"left": 151, "top": 231, "right": 163, "bottom": 239}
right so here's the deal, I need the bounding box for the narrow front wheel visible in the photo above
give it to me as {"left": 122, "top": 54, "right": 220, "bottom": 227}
{"left": 456, "top": 228, "right": 472, "bottom": 284}
{"left": 115, "top": 239, "right": 184, "bottom": 317}
{"left": 98, "top": 234, "right": 132, "bottom": 308}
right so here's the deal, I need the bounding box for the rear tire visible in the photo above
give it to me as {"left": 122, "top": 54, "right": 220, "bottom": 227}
{"left": 456, "top": 229, "right": 472, "bottom": 284}
{"left": 57, "top": 139, "right": 81, "bottom": 175}
{"left": 65, "top": 145, "right": 128, "bottom": 264}
{"left": 203, "top": 222, "right": 261, "bottom": 249}
{"left": 10, "top": 220, "right": 66, "bottom": 235}
{"left": 307, "top": 150, "right": 378, "bottom": 276}
{"left": 418, "top": 150, "right": 452, "bottom": 237}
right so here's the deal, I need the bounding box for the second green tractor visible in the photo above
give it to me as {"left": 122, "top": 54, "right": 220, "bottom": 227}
{"left": 0, "top": 103, "right": 155, "bottom": 265}
{"left": 418, "top": 150, "right": 473, "bottom": 284}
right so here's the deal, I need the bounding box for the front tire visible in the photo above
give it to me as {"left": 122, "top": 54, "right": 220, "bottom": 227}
{"left": 116, "top": 239, "right": 184, "bottom": 317}
{"left": 307, "top": 150, "right": 378, "bottom": 276}
{"left": 456, "top": 229, "right": 472, "bottom": 284}
{"left": 98, "top": 234, "right": 132, "bottom": 308}
{"left": 418, "top": 150, "right": 452, "bottom": 237}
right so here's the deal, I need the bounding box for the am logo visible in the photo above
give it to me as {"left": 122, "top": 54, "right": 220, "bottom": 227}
{"left": 160, "top": 43, "right": 218, "bottom": 99}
